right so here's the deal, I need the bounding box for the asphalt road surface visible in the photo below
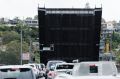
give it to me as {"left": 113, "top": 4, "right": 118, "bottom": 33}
{"left": 39, "top": 77, "right": 45, "bottom": 79}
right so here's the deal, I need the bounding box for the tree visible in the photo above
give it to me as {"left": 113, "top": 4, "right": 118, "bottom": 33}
{"left": 0, "top": 51, "right": 19, "bottom": 65}
{"left": 6, "top": 40, "right": 29, "bottom": 54}
{"left": 30, "top": 27, "right": 39, "bottom": 39}
{"left": 34, "top": 52, "right": 40, "bottom": 63}
{"left": 0, "top": 21, "right": 39, "bottom": 64}
{"left": 0, "top": 25, "right": 10, "bottom": 31}
{"left": 1, "top": 31, "right": 20, "bottom": 45}
{"left": 0, "top": 40, "right": 29, "bottom": 65}
{"left": 112, "top": 32, "right": 120, "bottom": 49}
{"left": 111, "top": 32, "right": 120, "bottom": 64}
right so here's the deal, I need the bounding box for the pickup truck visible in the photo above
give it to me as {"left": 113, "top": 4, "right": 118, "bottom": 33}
{"left": 54, "top": 61, "right": 120, "bottom": 79}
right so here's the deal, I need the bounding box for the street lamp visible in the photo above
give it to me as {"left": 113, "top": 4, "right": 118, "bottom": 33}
{"left": 20, "top": 23, "right": 23, "bottom": 65}
{"left": 29, "top": 34, "right": 32, "bottom": 63}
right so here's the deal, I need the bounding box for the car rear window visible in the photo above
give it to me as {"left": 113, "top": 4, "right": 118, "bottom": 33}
{"left": 56, "top": 65, "right": 74, "bottom": 69}
{"left": 77, "top": 64, "right": 98, "bottom": 76}
{"left": 47, "top": 61, "right": 65, "bottom": 69}
{"left": 89, "top": 65, "right": 98, "bottom": 73}
{"left": 0, "top": 68, "right": 34, "bottom": 79}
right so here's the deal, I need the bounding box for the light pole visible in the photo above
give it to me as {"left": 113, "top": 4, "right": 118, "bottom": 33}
{"left": 29, "top": 36, "right": 32, "bottom": 63}
{"left": 20, "top": 24, "right": 23, "bottom": 65}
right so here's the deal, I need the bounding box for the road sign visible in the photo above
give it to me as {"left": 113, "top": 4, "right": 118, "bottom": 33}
{"left": 43, "top": 47, "right": 51, "bottom": 51}
{"left": 22, "top": 53, "right": 30, "bottom": 60}
{"left": 40, "top": 44, "right": 54, "bottom": 51}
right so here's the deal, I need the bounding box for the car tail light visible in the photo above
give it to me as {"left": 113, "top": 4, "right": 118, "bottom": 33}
{"left": 48, "top": 73, "right": 52, "bottom": 76}
{"left": 48, "top": 71, "right": 55, "bottom": 78}
{"left": 89, "top": 64, "right": 96, "bottom": 67}
{"left": 48, "top": 71, "right": 57, "bottom": 79}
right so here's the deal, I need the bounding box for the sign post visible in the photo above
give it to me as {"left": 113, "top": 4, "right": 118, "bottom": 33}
{"left": 22, "top": 53, "right": 30, "bottom": 60}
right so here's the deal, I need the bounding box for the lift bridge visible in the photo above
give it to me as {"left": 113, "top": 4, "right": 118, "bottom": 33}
{"left": 38, "top": 7, "right": 102, "bottom": 64}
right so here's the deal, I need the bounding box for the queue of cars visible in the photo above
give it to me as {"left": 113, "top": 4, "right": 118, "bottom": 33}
{"left": 45, "top": 61, "right": 120, "bottom": 79}
{"left": 0, "top": 63, "right": 46, "bottom": 79}
{"left": 0, "top": 61, "right": 120, "bottom": 79}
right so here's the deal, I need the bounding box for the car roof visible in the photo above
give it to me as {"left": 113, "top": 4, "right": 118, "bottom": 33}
{"left": 80, "top": 61, "right": 115, "bottom": 64}
{"left": 75, "top": 61, "right": 116, "bottom": 66}
{"left": 0, "top": 65, "right": 32, "bottom": 69}
{"left": 40, "top": 63, "right": 45, "bottom": 65}
{"left": 47, "top": 60, "right": 66, "bottom": 62}
{"left": 56, "top": 63, "right": 74, "bottom": 66}
{"left": 24, "top": 63, "right": 37, "bottom": 65}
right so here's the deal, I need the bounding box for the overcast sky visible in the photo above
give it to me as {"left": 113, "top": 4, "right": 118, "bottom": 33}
{"left": 0, "top": 0, "right": 120, "bottom": 22}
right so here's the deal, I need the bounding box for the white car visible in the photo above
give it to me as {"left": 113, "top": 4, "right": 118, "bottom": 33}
{"left": 46, "top": 60, "right": 66, "bottom": 70}
{"left": 54, "top": 63, "right": 74, "bottom": 74}
{"left": 54, "top": 61, "right": 120, "bottom": 79}
{"left": 36, "top": 63, "right": 46, "bottom": 77}
{"left": 0, "top": 65, "right": 36, "bottom": 79}
{"left": 24, "top": 63, "right": 40, "bottom": 78}
{"left": 45, "top": 60, "right": 66, "bottom": 79}
{"left": 47, "top": 63, "right": 74, "bottom": 79}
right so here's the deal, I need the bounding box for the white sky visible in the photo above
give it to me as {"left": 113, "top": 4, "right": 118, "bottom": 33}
{"left": 0, "top": 0, "right": 120, "bottom": 22}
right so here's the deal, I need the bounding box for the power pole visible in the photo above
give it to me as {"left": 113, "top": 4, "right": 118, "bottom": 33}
{"left": 29, "top": 36, "right": 32, "bottom": 63}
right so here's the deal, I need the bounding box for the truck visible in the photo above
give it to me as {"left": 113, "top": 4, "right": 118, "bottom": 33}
{"left": 54, "top": 61, "right": 120, "bottom": 79}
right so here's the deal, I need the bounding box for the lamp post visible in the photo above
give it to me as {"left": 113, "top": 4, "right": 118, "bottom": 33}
{"left": 20, "top": 24, "right": 23, "bottom": 65}
{"left": 29, "top": 36, "right": 32, "bottom": 63}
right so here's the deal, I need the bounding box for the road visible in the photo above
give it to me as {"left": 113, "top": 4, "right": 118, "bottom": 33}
{"left": 39, "top": 77, "right": 45, "bottom": 79}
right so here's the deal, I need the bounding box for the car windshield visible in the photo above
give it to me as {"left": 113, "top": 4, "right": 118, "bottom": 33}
{"left": 47, "top": 61, "right": 65, "bottom": 69}
{"left": 56, "top": 64, "right": 74, "bottom": 69}
{"left": 89, "top": 65, "right": 98, "bottom": 73}
{"left": 0, "top": 68, "right": 34, "bottom": 79}
{"left": 76, "top": 63, "right": 99, "bottom": 76}
{"left": 41, "top": 64, "right": 45, "bottom": 68}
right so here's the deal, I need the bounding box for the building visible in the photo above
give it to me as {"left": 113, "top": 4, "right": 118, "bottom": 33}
{"left": 0, "top": 18, "right": 9, "bottom": 24}
{"left": 24, "top": 19, "right": 38, "bottom": 27}
{"left": 38, "top": 8, "right": 102, "bottom": 64}
{"left": 100, "top": 20, "right": 117, "bottom": 61}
